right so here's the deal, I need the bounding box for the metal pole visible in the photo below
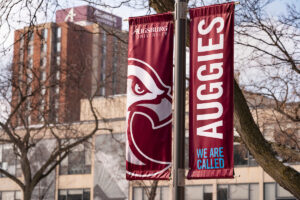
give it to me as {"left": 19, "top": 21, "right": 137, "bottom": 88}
{"left": 173, "top": 0, "right": 186, "bottom": 199}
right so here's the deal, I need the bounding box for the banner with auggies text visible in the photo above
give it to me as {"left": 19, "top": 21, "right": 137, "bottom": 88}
{"left": 126, "top": 13, "right": 174, "bottom": 180}
{"left": 188, "top": 3, "right": 235, "bottom": 179}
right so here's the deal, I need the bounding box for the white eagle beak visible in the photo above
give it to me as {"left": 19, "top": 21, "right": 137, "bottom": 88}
{"left": 139, "top": 98, "right": 172, "bottom": 122}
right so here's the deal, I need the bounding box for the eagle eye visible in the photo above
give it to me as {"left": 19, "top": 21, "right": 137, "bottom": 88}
{"left": 130, "top": 76, "right": 150, "bottom": 96}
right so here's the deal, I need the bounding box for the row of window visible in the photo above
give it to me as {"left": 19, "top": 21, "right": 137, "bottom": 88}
{"left": 0, "top": 183, "right": 295, "bottom": 200}
{"left": 133, "top": 186, "right": 169, "bottom": 200}
{"left": 19, "top": 27, "right": 62, "bottom": 125}
{"left": 0, "top": 191, "right": 21, "bottom": 200}
{"left": 0, "top": 143, "right": 257, "bottom": 182}
{"left": 20, "top": 28, "right": 121, "bottom": 98}
{"left": 0, "top": 189, "right": 90, "bottom": 200}
{"left": 0, "top": 142, "right": 91, "bottom": 177}
{"left": 0, "top": 143, "right": 256, "bottom": 179}
{"left": 133, "top": 183, "right": 296, "bottom": 200}
{"left": 20, "top": 27, "right": 60, "bottom": 66}
{"left": 58, "top": 189, "right": 90, "bottom": 200}
{"left": 98, "top": 32, "right": 121, "bottom": 96}
{"left": 218, "top": 183, "right": 258, "bottom": 200}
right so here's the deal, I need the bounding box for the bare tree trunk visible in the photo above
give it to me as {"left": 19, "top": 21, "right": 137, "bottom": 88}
{"left": 148, "top": 180, "right": 159, "bottom": 200}
{"left": 233, "top": 79, "right": 300, "bottom": 199}
{"left": 23, "top": 186, "right": 33, "bottom": 200}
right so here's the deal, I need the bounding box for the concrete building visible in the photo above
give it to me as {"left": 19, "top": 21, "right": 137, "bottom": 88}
{"left": 1, "top": 94, "right": 299, "bottom": 200}
{"left": 11, "top": 5, "right": 127, "bottom": 125}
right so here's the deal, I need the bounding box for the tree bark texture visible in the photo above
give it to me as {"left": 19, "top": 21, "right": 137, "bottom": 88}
{"left": 148, "top": 180, "right": 159, "bottom": 200}
{"left": 23, "top": 186, "right": 33, "bottom": 200}
{"left": 233, "top": 79, "right": 300, "bottom": 198}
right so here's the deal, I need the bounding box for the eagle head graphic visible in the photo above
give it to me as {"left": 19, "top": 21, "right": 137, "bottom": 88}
{"left": 126, "top": 58, "right": 172, "bottom": 179}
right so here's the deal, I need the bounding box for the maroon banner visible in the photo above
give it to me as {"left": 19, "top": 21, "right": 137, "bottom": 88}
{"left": 188, "top": 3, "right": 235, "bottom": 179}
{"left": 126, "top": 13, "right": 174, "bottom": 180}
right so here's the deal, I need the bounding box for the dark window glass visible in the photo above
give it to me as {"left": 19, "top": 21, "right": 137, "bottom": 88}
{"left": 204, "top": 193, "right": 212, "bottom": 200}
{"left": 58, "top": 190, "right": 67, "bottom": 200}
{"left": 133, "top": 186, "right": 168, "bottom": 200}
{"left": 58, "top": 189, "right": 90, "bottom": 200}
{"left": 68, "top": 151, "right": 85, "bottom": 174}
{"left": 59, "top": 143, "right": 91, "bottom": 175}
{"left": 217, "top": 187, "right": 228, "bottom": 200}
{"left": 234, "top": 144, "right": 248, "bottom": 166}
{"left": 28, "top": 31, "right": 34, "bottom": 41}
{"left": 83, "top": 189, "right": 90, "bottom": 200}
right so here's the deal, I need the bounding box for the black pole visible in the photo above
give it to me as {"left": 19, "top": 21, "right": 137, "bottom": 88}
{"left": 173, "top": 0, "right": 186, "bottom": 199}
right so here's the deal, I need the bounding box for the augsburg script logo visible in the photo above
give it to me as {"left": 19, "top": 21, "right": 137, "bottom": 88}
{"left": 133, "top": 26, "right": 168, "bottom": 35}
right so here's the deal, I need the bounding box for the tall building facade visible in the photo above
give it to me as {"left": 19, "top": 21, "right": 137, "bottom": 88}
{"left": 11, "top": 5, "right": 127, "bottom": 125}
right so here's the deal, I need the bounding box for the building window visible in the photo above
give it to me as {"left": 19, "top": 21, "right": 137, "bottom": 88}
{"left": 56, "top": 71, "right": 60, "bottom": 80}
{"left": 55, "top": 85, "right": 60, "bottom": 94}
{"left": 56, "top": 56, "right": 60, "bottom": 66}
{"left": 19, "top": 36, "right": 24, "bottom": 61}
{"left": 28, "top": 58, "right": 33, "bottom": 69}
{"left": 0, "top": 191, "right": 22, "bottom": 200}
{"left": 53, "top": 27, "right": 61, "bottom": 55}
{"left": 27, "top": 45, "right": 33, "bottom": 55}
{"left": 100, "top": 72, "right": 105, "bottom": 96}
{"left": 99, "top": 32, "right": 107, "bottom": 96}
{"left": 264, "top": 183, "right": 296, "bottom": 200}
{"left": 112, "top": 37, "right": 118, "bottom": 95}
{"left": 56, "top": 42, "right": 61, "bottom": 53}
{"left": 0, "top": 144, "right": 21, "bottom": 178}
{"left": 185, "top": 185, "right": 212, "bottom": 200}
{"left": 40, "top": 57, "right": 46, "bottom": 68}
{"left": 26, "top": 84, "right": 32, "bottom": 96}
{"left": 40, "top": 71, "right": 46, "bottom": 82}
{"left": 40, "top": 99, "right": 45, "bottom": 113}
{"left": 27, "top": 115, "right": 31, "bottom": 125}
{"left": 56, "top": 27, "right": 61, "bottom": 39}
{"left": 59, "top": 143, "right": 91, "bottom": 175}
{"left": 41, "top": 28, "right": 48, "bottom": 41}
{"left": 58, "top": 189, "right": 90, "bottom": 200}
{"left": 19, "top": 52, "right": 24, "bottom": 62}
{"left": 133, "top": 186, "right": 169, "bottom": 200}
{"left": 41, "top": 43, "right": 47, "bottom": 53}
{"left": 27, "top": 31, "right": 34, "bottom": 42}
{"left": 41, "top": 87, "right": 46, "bottom": 96}
{"left": 54, "top": 99, "right": 59, "bottom": 110}
{"left": 20, "top": 36, "right": 24, "bottom": 49}
{"left": 217, "top": 183, "right": 259, "bottom": 200}
{"left": 18, "top": 64, "right": 23, "bottom": 82}
{"left": 234, "top": 144, "right": 257, "bottom": 166}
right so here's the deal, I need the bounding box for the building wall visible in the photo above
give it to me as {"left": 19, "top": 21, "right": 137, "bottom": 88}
{"left": 11, "top": 20, "right": 127, "bottom": 125}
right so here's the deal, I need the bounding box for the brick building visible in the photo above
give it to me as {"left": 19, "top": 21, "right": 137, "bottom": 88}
{"left": 11, "top": 5, "right": 127, "bottom": 125}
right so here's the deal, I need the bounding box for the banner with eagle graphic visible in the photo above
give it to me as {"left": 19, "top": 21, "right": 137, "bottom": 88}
{"left": 188, "top": 3, "right": 235, "bottom": 179}
{"left": 126, "top": 13, "right": 174, "bottom": 180}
